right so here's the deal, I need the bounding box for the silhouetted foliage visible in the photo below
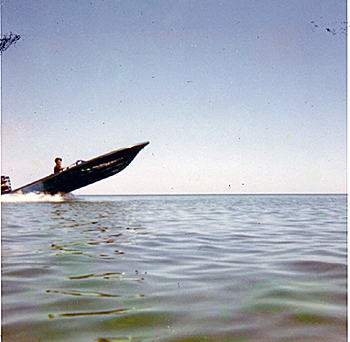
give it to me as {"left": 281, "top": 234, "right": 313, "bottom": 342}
{"left": 0, "top": 32, "right": 21, "bottom": 54}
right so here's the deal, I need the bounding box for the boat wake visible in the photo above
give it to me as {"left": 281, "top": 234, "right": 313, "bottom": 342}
{"left": 1, "top": 192, "right": 75, "bottom": 203}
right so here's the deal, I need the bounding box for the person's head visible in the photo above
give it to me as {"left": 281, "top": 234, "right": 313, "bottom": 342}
{"left": 55, "top": 157, "right": 62, "bottom": 166}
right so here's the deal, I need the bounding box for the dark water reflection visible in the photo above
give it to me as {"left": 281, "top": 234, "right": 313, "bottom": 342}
{"left": 2, "top": 195, "right": 347, "bottom": 341}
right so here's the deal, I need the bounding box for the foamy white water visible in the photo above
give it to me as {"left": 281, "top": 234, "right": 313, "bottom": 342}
{"left": 1, "top": 192, "right": 74, "bottom": 202}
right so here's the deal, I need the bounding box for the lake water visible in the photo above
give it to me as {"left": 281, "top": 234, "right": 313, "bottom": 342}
{"left": 1, "top": 194, "right": 347, "bottom": 342}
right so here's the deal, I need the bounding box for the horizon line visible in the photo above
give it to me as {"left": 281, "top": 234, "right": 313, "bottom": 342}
{"left": 76, "top": 193, "right": 347, "bottom": 196}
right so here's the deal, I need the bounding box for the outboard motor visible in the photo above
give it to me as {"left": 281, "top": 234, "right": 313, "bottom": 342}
{"left": 1, "top": 175, "right": 12, "bottom": 194}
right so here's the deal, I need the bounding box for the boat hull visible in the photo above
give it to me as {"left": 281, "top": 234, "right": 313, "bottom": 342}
{"left": 9, "top": 142, "right": 149, "bottom": 195}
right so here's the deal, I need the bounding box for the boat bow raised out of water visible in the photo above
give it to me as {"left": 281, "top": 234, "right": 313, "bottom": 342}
{"left": 1, "top": 142, "right": 149, "bottom": 195}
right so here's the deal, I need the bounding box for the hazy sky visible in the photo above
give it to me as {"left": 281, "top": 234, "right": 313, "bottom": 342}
{"left": 1, "top": 0, "right": 347, "bottom": 194}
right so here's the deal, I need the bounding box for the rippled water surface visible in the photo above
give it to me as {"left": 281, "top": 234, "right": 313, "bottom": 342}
{"left": 1, "top": 194, "right": 347, "bottom": 341}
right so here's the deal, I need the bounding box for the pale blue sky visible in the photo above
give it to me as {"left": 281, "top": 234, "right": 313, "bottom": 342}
{"left": 1, "top": 0, "right": 347, "bottom": 194}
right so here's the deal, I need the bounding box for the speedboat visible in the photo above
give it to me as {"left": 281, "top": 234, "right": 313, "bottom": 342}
{"left": 1, "top": 142, "right": 149, "bottom": 195}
